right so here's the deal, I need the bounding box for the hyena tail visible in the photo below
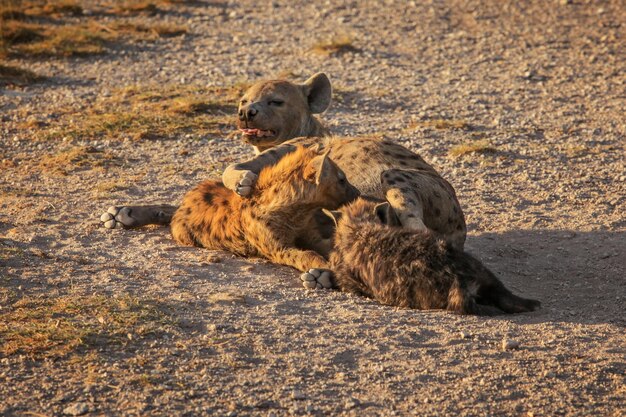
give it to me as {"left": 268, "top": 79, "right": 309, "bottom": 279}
{"left": 446, "top": 281, "right": 503, "bottom": 316}
{"left": 475, "top": 269, "right": 542, "bottom": 314}
{"left": 484, "top": 284, "right": 541, "bottom": 314}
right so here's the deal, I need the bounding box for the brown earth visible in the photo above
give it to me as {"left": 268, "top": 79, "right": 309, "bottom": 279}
{"left": 0, "top": 0, "right": 624, "bottom": 416}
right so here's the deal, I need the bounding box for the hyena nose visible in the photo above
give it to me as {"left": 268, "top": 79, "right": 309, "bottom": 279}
{"left": 238, "top": 109, "right": 245, "bottom": 121}
{"left": 246, "top": 107, "right": 258, "bottom": 120}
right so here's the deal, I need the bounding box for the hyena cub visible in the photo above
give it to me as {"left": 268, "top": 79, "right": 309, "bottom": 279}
{"left": 325, "top": 198, "right": 540, "bottom": 315}
{"left": 171, "top": 146, "right": 359, "bottom": 274}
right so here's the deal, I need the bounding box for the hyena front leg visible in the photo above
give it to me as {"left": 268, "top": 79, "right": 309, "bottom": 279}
{"left": 100, "top": 205, "right": 178, "bottom": 229}
{"left": 381, "top": 169, "right": 466, "bottom": 250}
{"left": 222, "top": 144, "right": 298, "bottom": 196}
{"left": 381, "top": 170, "right": 428, "bottom": 231}
{"left": 254, "top": 236, "right": 335, "bottom": 290}
{"left": 267, "top": 247, "right": 336, "bottom": 289}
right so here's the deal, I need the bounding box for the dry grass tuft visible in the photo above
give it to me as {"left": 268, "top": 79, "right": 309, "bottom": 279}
{"left": 20, "top": 24, "right": 111, "bottom": 56}
{"left": 110, "top": 21, "right": 187, "bottom": 38}
{"left": 0, "top": 20, "right": 44, "bottom": 44}
{"left": 37, "top": 1, "right": 83, "bottom": 16}
{"left": 0, "top": 63, "right": 45, "bottom": 86}
{"left": 93, "top": 180, "right": 128, "bottom": 198}
{"left": 45, "top": 83, "right": 248, "bottom": 141}
{"left": 0, "top": 1, "right": 83, "bottom": 19}
{"left": 0, "top": 294, "right": 177, "bottom": 358}
{"left": 0, "top": 1, "right": 186, "bottom": 58}
{"left": 449, "top": 140, "right": 497, "bottom": 157}
{"left": 1, "top": 20, "right": 115, "bottom": 57}
{"left": 408, "top": 119, "right": 472, "bottom": 131}
{"left": 312, "top": 33, "right": 358, "bottom": 55}
{"left": 38, "top": 146, "right": 119, "bottom": 175}
{"left": 111, "top": 1, "right": 159, "bottom": 15}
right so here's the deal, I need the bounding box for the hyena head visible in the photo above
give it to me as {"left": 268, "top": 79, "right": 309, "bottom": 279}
{"left": 255, "top": 146, "right": 359, "bottom": 209}
{"left": 302, "top": 150, "right": 360, "bottom": 209}
{"left": 237, "top": 73, "right": 331, "bottom": 151}
{"left": 323, "top": 197, "right": 401, "bottom": 230}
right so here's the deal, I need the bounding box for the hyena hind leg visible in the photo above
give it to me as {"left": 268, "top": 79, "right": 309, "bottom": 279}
{"left": 384, "top": 187, "right": 428, "bottom": 231}
{"left": 489, "top": 288, "right": 541, "bottom": 314}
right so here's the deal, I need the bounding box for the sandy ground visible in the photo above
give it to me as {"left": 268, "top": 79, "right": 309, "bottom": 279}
{"left": 1, "top": 0, "right": 625, "bottom": 416}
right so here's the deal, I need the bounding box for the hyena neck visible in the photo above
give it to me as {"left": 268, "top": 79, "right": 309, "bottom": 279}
{"left": 301, "top": 115, "right": 330, "bottom": 138}
{"left": 289, "top": 115, "right": 329, "bottom": 140}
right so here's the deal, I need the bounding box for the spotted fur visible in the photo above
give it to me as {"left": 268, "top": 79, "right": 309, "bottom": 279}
{"left": 223, "top": 75, "right": 467, "bottom": 249}
{"left": 170, "top": 146, "right": 359, "bottom": 272}
{"left": 326, "top": 199, "right": 540, "bottom": 315}
{"left": 101, "top": 73, "right": 466, "bottom": 253}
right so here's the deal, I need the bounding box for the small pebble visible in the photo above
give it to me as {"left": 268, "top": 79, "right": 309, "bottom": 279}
{"left": 63, "top": 402, "right": 89, "bottom": 416}
{"left": 292, "top": 389, "right": 305, "bottom": 400}
{"left": 459, "top": 332, "right": 471, "bottom": 339}
{"left": 502, "top": 339, "right": 520, "bottom": 350}
{"left": 345, "top": 398, "right": 360, "bottom": 409}
{"left": 206, "top": 254, "right": 222, "bottom": 263}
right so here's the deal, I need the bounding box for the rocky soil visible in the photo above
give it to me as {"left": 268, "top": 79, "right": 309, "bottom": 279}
{"left": 1, "top": 0, "right": 624, "bottom": 416}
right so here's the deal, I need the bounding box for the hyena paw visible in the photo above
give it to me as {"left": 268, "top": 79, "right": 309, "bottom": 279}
{"left": 100, "top": 206, "right": 131, "bottom": 229}
{"left": 236, "top": 171, "right": 258, "bottom": 197}
{"left": 99, "top": 205, "right": 174, "bottom": 229}
{"left": 300, "top": 269, "right": 336, "bottom": 290}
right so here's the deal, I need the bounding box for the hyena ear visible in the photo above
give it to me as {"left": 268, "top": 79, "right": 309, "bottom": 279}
{"left": 374, "top": 202, "right": 401, "bottom": 226}
{"left": 309, "top": 143, "right": 324, "bottom": 154}
{"left": 305, "top": 151, "right": 334, "bottom": 185}
{"left": 301, "top": 73, "right": 332, "bottom": 114}
{"left": 322, "top": 208, "right": 342, "bottom": 227}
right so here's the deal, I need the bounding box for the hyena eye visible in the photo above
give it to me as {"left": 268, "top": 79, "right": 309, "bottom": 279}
{"left": 240, "top": 99, "right": 248, "bottom": 105}
{"left": 268, "top": 100, "right": 284, "bottom": 106}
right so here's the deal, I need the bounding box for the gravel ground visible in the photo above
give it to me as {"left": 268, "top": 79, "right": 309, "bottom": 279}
{"left": 1, "top": 0, "right": 625, "bottom": 416}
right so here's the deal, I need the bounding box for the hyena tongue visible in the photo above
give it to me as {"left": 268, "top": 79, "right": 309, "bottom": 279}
{"left": 240, "top": 128, "right": 259, "bottom": 135}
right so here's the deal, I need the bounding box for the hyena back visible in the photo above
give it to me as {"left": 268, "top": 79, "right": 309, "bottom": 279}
{"left": 326, "top": 199, "right": 540, "bottom": 315}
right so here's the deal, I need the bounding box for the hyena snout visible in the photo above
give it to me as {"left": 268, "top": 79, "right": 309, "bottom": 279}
{"left": 238, "top": 104, "right": 259, "bottom": 121}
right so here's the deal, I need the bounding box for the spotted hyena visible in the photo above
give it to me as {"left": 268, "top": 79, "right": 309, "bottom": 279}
{"left": 170, "top": 146, "right": 359, "bottom": 275}
{"left": 323, "top": 198, "right": 540, "bottom": 315}
{"left": 100, "top": 73, "right": 466, "bottom": 288}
